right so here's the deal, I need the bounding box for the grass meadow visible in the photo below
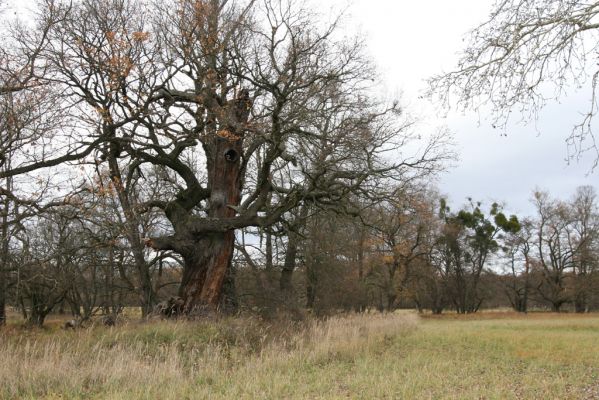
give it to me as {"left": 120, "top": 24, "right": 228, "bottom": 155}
{"left": 1, "top": 311, "right": 599, "bottom": 399}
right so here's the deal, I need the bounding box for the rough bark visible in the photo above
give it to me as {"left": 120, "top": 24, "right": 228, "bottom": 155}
{"left": 174, "top": 91, "right": 250, "bottom": 314}
{"left": 179, "top": 231, "right": 236, "bottom": 313}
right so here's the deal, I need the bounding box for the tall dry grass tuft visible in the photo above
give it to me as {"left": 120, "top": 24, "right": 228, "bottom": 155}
{"left": 0, "top": 312, "right": 417, "bottom": 399}
{"left": 281, "top": 312, "right": 418, "bottom": 356}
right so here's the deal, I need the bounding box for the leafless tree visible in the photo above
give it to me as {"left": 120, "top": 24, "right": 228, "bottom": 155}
{"left": 531, "top": 191, "right": 578, "bottom": 311}
{"left": 569, "top": 186, "right": 599, "bottom": 312}
{"left": 502, "top": 219, "right": 533, "bottom": 312}
{"left": 13, "top": 213, "right": 75, "bottom": 327}
{"left": 365, "top": 189, "right": 434, "bottom": 311}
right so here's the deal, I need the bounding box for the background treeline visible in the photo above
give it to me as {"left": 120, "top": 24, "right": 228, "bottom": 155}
{"left": 2, "top": 182, "right": 598, "bottom": 326}
{"left": 236, "top": 185, "right": 599, "bottom": 316}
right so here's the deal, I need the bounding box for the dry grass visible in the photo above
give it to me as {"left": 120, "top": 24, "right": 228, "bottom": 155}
{"left": 1, "top": 311, "right": 599, "bottom": 399}
{"left": 421, "top": 309, "right": 599, "bottom": 320}
{"left": 0, "top": 312, "right": 417, "bottom": 399}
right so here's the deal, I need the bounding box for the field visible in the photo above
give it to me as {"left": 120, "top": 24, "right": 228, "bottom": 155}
{"left": 1, "top": 311, "right": 599, "bottom": 399}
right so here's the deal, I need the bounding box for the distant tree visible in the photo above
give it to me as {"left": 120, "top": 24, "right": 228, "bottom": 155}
{"left": 14, "top": 213, "right": 74, "bottom": 327}
{"left": 531, "top": 191, "right": 578, "bottom": 311}
{"left": 392, "top": 190, "right": 446, "bottom": 313}
{"left": 502, "top": 219, "right": 534, "bottom": 312}
{"left": 568, "top": 186, "right": 598, "bottom": 312}
{"left": 436, "top": 200, "right": 520, "bottom": 313}
{"left": 299, "top": 210, "right": 371, "bottom": 314}
{"left": 278, "top": 203, "right": 308, "bottom": 296}
{"left": 367, "top": 189, "right": 436, "bottom": 311}
{"left": 428, "top": 0, "right": 599, "bottom": 167}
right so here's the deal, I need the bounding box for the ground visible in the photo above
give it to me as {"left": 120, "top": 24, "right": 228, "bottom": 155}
{"left": 1, "top": 311, "right": 598, "bottom": 399}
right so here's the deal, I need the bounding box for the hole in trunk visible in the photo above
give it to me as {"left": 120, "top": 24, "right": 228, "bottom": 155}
{"left": 224, "top": 148, "right": 238, "bottom": 162}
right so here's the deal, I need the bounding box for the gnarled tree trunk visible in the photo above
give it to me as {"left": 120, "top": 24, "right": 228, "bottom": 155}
{"left": 172, "top": 91, "right": 249, "bottom": 315}
{"left": 180, "top": 231, "right": 236, "bottom": 313}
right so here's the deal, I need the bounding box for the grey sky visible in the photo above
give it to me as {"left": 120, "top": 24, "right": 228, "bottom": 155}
{"left": 335, "top": 0, "right": 598, "bottom": 217}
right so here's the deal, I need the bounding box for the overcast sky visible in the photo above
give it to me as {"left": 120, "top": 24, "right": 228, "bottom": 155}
{"left": 333, "top": 0, "right": 598, "bottom": 217}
